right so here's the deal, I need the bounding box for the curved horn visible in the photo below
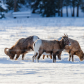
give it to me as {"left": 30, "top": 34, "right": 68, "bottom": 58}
{"left": 65, "top": 33, "right": 68, "bottom": 36}
{"left": 4, "top": 48, "right": 10, "bottom": 56}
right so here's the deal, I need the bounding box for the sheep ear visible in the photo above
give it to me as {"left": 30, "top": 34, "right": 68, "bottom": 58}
{"left": 64, "top": 33, "right": 66, "bottom": 36}
{"left": 64, "top": 33, "right": 68, "bottom": 37}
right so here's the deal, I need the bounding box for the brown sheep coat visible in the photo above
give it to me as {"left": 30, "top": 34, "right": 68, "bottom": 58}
{"left": 4, "top": 35, "right": 39, "bottom": 60}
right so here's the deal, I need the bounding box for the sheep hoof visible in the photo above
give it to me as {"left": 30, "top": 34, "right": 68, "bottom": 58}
{"left": 32, "top": 57, "right": 34, "bottom": 62}
{"left": 22, "top": 58, "right": 24, "bottom": 60}
{"left": 15, "top": 58, "right": 17, "bottom": 60}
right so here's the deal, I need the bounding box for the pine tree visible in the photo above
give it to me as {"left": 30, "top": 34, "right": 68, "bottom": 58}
{"left": 80, "top": 0, "right": 84, "bottom": 16}
{"left": 81, "top": 0, "right": 84, "bottom": 12}
{"left": 14, "top": 0, "right": 17, "bottom": 12}
{"left": 72, "top": 0, "right": 75, "bottom": 17}
{"left": 6, "top": 0, "right": 26, "bottom": 11}
{"left": 55, "top": 0, "right": 63, "bottom": 17}
{"left": 31, "top": 0, "right": 41, "bottom": 13}
{"left": 6, "top": 0, "right": 14, "bottom": 10}
{"left": 60, "top": 0, "right": 63, "bottom": 17}
{"left": 76, "top": 0, "right": 80, "bottom": 17}
{"left": 40, "top": 0, "right": 57, "bottom": 17}
{"left": 65, "top": 0, "right": 71, "bottom": 17}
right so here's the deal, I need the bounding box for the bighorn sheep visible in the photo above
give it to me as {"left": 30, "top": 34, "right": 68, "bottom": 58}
{"left": 32, "top": 35, "right": 70, "bottom": 63}
{"left": 64, "top": 38, "right": 84, "bottom": 61}
{"left": 43, "top": 37, "right": 84, "bottom": 62}
{"left": 4, "top": 35, "right": 39, "bottom": 60}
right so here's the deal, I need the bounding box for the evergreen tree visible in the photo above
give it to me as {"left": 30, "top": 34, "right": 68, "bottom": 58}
{"left": 31, "top": 0, "right": 41, "bottom": 13}
{"left": 80, "top": 0, "right": 84, "bottom": 13}
{"left": 64, "top": 0, "right": 71, "bottom": 17}
{"left": 57, "top": 0, "right": 61, "bottom": 16}
{"left": 55, "top": 0, "right": 64, "bottom": 17}
{"left": 31, "top": 0, "right": 64, "bottom": 17}
{"left": 76, "top": 0, "right": 80, "bottom": 17}
{"left": 40, "top": 0, "right": 56, "bottom": 17}
{"left": 71, "top": 0, "right": 75, "bottom": 17}
{"left": 70, "top": 0, "right": 80, "bottom": 17}
{"left": 60, "top": 0, "right": 63, "bottom": 17}
{"left": 6, "top": 0, "right": 14, "bottom": 10}
{"left": 18, "top": 0, "right": 26, "bottom": 4}
{"left": 6, "top": 0, "right": 26, "bottom": 11}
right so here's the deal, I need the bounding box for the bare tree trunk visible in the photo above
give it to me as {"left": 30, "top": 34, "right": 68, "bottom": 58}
{"left": 77, "top": 3, "right": 79, "bottom": 17}
{"left": 72, "top": 1, "right": 75, "bottom": 17}
{"left": 58, "top": 0, "right": 60, "bottom": 16}
{"left": 66, "top": 5, "right": 68, "bottom": 17}
{"left": 14, "top": 0, "right": 17, "bottom": 12}
{"left": 61, "top": 0, "right": 63, "bottom": 17}
{"left": 72, "top": 5, "right": 75, "bottom": 17}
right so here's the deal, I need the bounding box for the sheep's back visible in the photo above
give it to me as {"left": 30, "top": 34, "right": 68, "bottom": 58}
{"left": 65, "top": 38, "right": 81, "bottom": 52}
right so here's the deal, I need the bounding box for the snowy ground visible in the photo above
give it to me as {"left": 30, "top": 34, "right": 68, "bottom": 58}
{"left": 0, "top": 18, "right": 84, "bottom": 84}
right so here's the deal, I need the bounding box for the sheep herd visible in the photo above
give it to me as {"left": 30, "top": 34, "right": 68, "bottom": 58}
{"left": 4, "top": 34, "right": 84, "bottom": 63}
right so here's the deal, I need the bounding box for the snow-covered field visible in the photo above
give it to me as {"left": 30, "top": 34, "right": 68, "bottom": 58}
{"left": 0, "top": 18, "right": 84, "bottom": 84}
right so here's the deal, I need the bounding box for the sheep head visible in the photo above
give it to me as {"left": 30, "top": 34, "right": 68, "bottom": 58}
{"left": 4, "top": 48, "right": 15, "bottom": 59}
{"left": 62, "top": 34, "right": 71, "bottom": 46}
{"left": 80, "top": 53, "right": 84, "bottom": 61}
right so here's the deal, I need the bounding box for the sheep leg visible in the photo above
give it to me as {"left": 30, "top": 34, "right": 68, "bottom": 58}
{"left": 37, "top": 51, "right": 43, "bottom": 62}
{"left": 37, "top": 53, "right": 43, "bottom": 62}
{"left": 57, "top": 52, "right": 62, "bottom": 60}
{"left": 22, "top": 54, "right": 25, "bottom": 60}
{"left": 15, "top": 54, "right": 20, "bottom": 60}
{"left": 46, "top": 55, "right": 48, "bottom": 58}
{"left": 43, "top": 55, "right": 45, "bottom": 59}
{"left": 69, "top": 50, "right": 72, "bottom": 61}
{"left": 69, "top": 51, "right": 74, "bottom": 62}
{"left": 32, "top": 53, "right": 38, "bottom": 62}
{"left": 53, "top": 53, "right": 56, "bottom": 63}
{"left": 72, "top": 55, "right": 74, "bottom": 62}
{"left": 50, "top": 55, "right": 52, "bottom": 59}
{"left": 69, "top": 53, "right": 71, "bottom": 61}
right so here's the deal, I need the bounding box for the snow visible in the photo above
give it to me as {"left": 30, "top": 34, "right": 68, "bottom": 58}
{"left": 0, "top": 17, "right": 84, "bottom": 84}
{"left": 0, "top": 3, "right": 7, "bottom": 10}
{"left": 63, "top": 6, "right": 84, "bottom": 17}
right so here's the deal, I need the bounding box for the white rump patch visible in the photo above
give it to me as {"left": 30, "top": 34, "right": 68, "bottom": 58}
{"left": 33, "top": 36, "right": 39, "bottom": 42}
{"left": 34, "top": 39, "right": 42, "bottom": 54}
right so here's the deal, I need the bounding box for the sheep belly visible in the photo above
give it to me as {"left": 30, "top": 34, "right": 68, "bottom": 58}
{"left": 42, "top": 52, "right": 51, "bottom": 56}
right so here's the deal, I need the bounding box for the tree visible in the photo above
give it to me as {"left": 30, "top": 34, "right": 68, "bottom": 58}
{"left": 31, "top": 0, "right": 41, "bottom": 13}
{"left": 65, "top": 0, "right": 71, "bottom": 17}
{"left": 71, "top": 0, "right": 80, "bottom": 17}
{"left": 0, "top": 0, "right": 8, "bottom": 18}
{"left": 6, "top": 0, "right": 14, "bottom": 10}
{"left": 14, "top": 0, "right": 17, "bottom": 12}
{"left": 55, "top": 0, "right": 64, "bottom": 17}
{"left": 31, "top": 0, "right": 57, "bottom": 17}
{"left": 80, "top": 0, "right": 84, "bottom": 14}
{"left": 40, "top": 0, "right": 56, "bottom": 17}
{"left": 6, "top": 0, "right": 26, "bottom": 11}
{"left": 71, "top": 0, "right": 75, "bottom": 17}
{"left": 56, "top": 0, "right": 61, "bottom": 16}
{"left": 60, "top": 0, "right": 63, "bottom": 17}
{"left": 76, "top": 0, "right": 80, "bottom": 17}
